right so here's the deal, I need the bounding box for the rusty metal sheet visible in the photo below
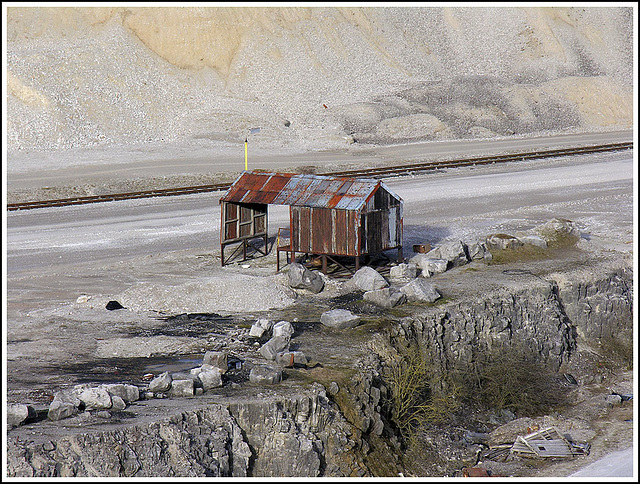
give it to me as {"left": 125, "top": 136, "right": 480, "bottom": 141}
{"left": 271, "top": 176, "right": 313, "bottom": 205}
{"left": 294, "top": 178, "right": 335, "bottom": 207}
{"left": 222, "top": 172, "right": 293, "bottom": 204}
{"left": 222, "top": 171, "right": 396, "bottom": 211}
{"left": 239, "top": 173, "right": 293, "bottom": 204}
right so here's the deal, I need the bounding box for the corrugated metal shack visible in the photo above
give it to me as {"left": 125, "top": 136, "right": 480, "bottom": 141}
{"left": 219, "top": 171, "right": 403, "bottom": 272}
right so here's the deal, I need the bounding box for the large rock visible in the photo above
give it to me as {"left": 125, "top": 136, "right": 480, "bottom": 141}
{"left": 416, "top": 257, "right": 448, "bottom": 277}
{"left": 320, "top": 309, "right": 360, "bottom": 329}
{"left": 534, "top": 217, "right": 581, "bottom": 243}
{"left": 203, "top": 351, "right": 228, "bottom": 374}
{"left": 101, "top": 383, "right": 140, "bottom": 403}
{"left": 110, "top": 395, "right": 127, "bottom": 411}
{"left": 249, "top": 318, "right": 274, "bottom": 339}
{"left": 148, "top": 371, "right": 173, "bottom": 393}
{"left": 198, "top": 368, "right": 223, "bottom": 391}
{"left": 275, "top": 351, "right": 308, "bottom": 367}
{"left": 286, "top": 262, "right": 324, "bottom": 294}
{"left": 486, "top": 233, "right": 524, "bottom": 251}
{"left": 78, "top": 387, "right": 113, "bottom": 410}
{"left": 259, "top": 336, "right": 290, "bottom": 360}
{"left": 48, "top": 391, "right": 81, "bottom": 421}
{"left": 389, "top": 263, "right": 417, "bottom": 283}
{"left": 249, "top": 365, "right": 282, "bottom": 384}
{"left": 349, "top": 266, "right": 389, "bottom": 292}
{"left": 169, "top": 379, "right": 195, "bottom": 397}
{"left": 249, "top": 324, "right": 266, "bottom": 338}
{"left": 272, "top": 320, "right": 294, "bottom": 339}
{"left": 518, "top": 234, "right": 548, "bottom": 249}
{"left": 424, "top": 240, "right": 469, "bottom": 267}
{"left": 466, "top": 241, "right": 492, "bottom": 261}
{"left": 363, "top": 287, "right": 406, "bottom": 308}
{"left": 400, "top": 278, "right": 441, "bottom": 303}
{"left": 7, "top": 404, "right": 36, "bottom": 428}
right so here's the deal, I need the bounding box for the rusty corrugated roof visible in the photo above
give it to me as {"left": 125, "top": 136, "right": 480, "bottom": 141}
{"left": 221, "top": 171, "right": 400, "bottom": 210}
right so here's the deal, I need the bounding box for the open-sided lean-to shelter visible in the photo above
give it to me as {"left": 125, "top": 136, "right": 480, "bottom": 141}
{"left": 219, "top": 171, "right": 403, "bottom": 271}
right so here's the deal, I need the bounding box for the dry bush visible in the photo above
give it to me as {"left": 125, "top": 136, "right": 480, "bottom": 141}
{"left": 454, "top": 343, "right": 569, "bottom": 416}
{"left": 384, "top": 346, "right": 461, "bottom": 441}
{"left": 597, "top": 334, "right": 634, "bottom": 371}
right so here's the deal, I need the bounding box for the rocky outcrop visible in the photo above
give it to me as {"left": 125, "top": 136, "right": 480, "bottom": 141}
{"left": 367, "top": 259, "right": 633, "bottom": 384}
{"left": 8, "top": 405, "right": 252, "bottom": 477}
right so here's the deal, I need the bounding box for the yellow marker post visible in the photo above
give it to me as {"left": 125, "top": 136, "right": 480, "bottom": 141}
{"left": 244, "top": 138, "right": 248, "bottom": 171}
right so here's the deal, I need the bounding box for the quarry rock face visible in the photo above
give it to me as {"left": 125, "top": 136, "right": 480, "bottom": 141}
{"left": 7, "top": 259, "right": 632, "bottom": 477}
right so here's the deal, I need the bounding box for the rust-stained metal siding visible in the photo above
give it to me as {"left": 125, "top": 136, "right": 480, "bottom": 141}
{"left": 291, "top": 206, "right": 361, "bottom": 256}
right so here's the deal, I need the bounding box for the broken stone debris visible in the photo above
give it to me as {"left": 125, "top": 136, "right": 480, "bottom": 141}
{"left": 424, "top": 240, "right": 469, "bottom": 268}
{"left": 48, "top": 390, "right": 82, "bottom": 421}
{"left": 78, "top": 386, "right": 112, "bottom": 410}
{"left": 148, "top": 372, "right": 173, "bottom": 392}
{"left": 110, "top": 395, "right": 127, "bottom": 411}
{"left": 534, "top": 217, "right": 581, "bottom": 242}
{"left": 272, "top": 320, "right": 294, "bottom": 339}
{"left": 415, "top": 257, "right": 449, "bottom": 277}
{"left": 249, "top": 318, "right": 273, "bottom": 339}
{"left": 259, "top": 335, "right": 290, "bottom": 360}
{"left": 466, "top": 241, "right": 492, "bottom": 262}
{"left": 275, "top": 350, "right": 308, "bottom": 367}
{"left": 101, "top": 383, "right": 141, "bottom": 403}
{"left": 518, "top": 234, "right": 548, "bottom": 249}
{"left": 605, "top": 394, "right": 622, "bottom": 406}
{"left": 486, "top": 233, "right": 524, "bottom": 251}
{"left": 169, "top": 379, "right": 195, "bottom": 398}
{"left": 192, "top": 365, "right": 224, "bottom": 391}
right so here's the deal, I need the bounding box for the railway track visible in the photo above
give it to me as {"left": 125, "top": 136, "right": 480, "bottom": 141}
{"left": 7, "top": 141, "right": 632, "bottom": 211}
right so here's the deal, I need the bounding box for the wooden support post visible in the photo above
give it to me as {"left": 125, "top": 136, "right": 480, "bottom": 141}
{"left": 243, "top": 240, "right": 247, "bottom": 261}
{"left": 322, "top": 255, "right": 327, "bottom": 274}
{"left": 221, "top": 244, "right": 225, "bottom": 266}
{"left": 355, "top": 256, "right": 360, "bottom": 271}
{"left": 398, "top": 246, "right": 403, "bottom": 263}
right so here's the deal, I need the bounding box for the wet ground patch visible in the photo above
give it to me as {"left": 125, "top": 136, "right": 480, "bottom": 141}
{"left": 126, "top": 312, "right": 240, "bottom": 338}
